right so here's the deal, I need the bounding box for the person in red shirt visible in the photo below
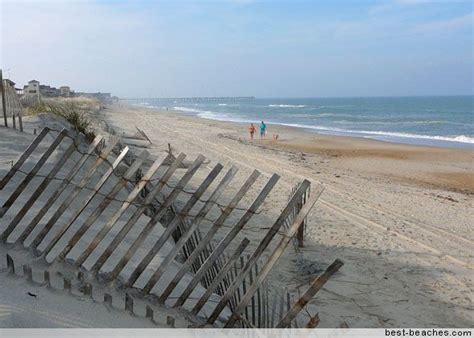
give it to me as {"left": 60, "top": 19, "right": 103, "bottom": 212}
{"left": 249, "top": 123, "right": 256, "bottom": 140}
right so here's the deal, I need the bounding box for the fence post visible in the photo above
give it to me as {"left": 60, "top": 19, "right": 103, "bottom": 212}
{"left": 296, "top": 191, "right": 306, "bottom": 247}
{"left": 0, "top": 70, "right": 7, "bottom": 127}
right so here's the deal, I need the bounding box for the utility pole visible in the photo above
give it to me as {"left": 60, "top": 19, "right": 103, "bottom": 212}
{"left": 0, "top": 69, "right": 8, "bottom": 127}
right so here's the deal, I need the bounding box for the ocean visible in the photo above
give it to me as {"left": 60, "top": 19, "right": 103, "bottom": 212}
{"left": 138, "top": 96, "right": 474, "bottom": 149}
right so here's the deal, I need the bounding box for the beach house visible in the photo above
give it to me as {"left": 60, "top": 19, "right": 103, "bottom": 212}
{"left": 60, "top": 86, "right": 71, "bottom": 97}
{"left": 23, "top": 80, "right": 40, "bottom": 97}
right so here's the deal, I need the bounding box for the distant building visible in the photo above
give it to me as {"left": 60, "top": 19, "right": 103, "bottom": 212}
{"left": 21, "top": 79, "right": 112, "bottom": 102}
{"left": 23, "top": 80, "right": 40, "bottom": 97}
{"left": 75, "top": 91, "right": 112, "bottom": 103}
{"left": 3, "top": 79, "right": 22, "bottom": 94}
{"left": 4, "top": 79, "right": 15, "bottom": 88}
{"left": 39, "top": 84, "right": 60, "bottom": 97}
{"left": 60, "top": 86, "right": 71, "bottom": 97}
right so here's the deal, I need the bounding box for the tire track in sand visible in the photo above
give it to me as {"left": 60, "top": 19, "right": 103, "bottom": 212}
{"left": 114, "top": 112, "right": 474, "bottom": 270}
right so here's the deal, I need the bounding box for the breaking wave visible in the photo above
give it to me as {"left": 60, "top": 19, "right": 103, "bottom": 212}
{"left": 268, "top": 104, "right": 306, "bottom": 108}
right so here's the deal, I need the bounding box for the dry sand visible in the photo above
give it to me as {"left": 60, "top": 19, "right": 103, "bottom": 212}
{"left": 0, "top": 104, "right": 472, "bottom": 328}
{"left": 99, "top": 104, "right": 473, "bottom": 327}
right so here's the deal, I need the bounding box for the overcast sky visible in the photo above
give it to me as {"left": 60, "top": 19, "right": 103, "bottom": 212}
{"left": 1, "top": 0, "right": 472, "bottom": 98}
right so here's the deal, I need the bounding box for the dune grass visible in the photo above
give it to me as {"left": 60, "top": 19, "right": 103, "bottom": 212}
{"left": 28, "top": 99, "right": 96, "bottom": 140}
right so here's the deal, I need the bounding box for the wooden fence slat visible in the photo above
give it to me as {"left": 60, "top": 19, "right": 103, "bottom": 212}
{"left": 209, "top": 180, "right": 311, "bottom": 326}
{"left": 270, "top": 286, "right": 278, "bottom": 327}
{"left": 265, "top": 281, "right": 270, "bottom": 327}
{"left": 191, "top": 238, "right": 250, "bottom": 315}
{"left": 278, "top": 287, "right": 285, "bottom": 323}
{"left": 140, "top": 165, "right": 237, "bottom": 295}
{"left": 16, "top": 135, "right": 104, "bottom": 243}
{"left": 174, "top": 173, "right": 280, "bottom": 308}
{"left": 240, "top": 256, "right": 249, "bottom": 321}
{"left": 73, "top": 152, "right": 178, "bottom": 267}
{"left": 28, "top": 138, "right": 120, "bottom": 249}
{"left": 99, "top": 155, "right": 206, "bottom": 280}
{"left": 2, "top": 137, "right": 78, "bottom": 241}
{"left": 275, "top": 259, "right": 343, "bottom": 328}
{"left": 162, "top": 170, "right": 260, "bottom": 303}
{"left": 248, "top": 255, "right": 256, "bottom": 326}
{"left": 293, "top": 294, "right": 299, "bottom": 328}
{"left": 58, "top": 150, "right": 149, "bottom": 259}
{"left": 125, "top": 162, "right": 225, "bottom": 290}
{"left": 256, "top": 262, "right": 261, "bottom": 328}
{"left": 41, "top": 146, "right": 130, "bottom": 256}
{"left": 286, "top": 290, "right": 291, "bottom": 328}
{"left": 228, "top": 260, "right": 237, "bottom": 310}
{"left": 0, "top": 127, "right": 50, "bottom": 190}
{"left": 305, "top": 313, "right": 320, "bottom": 328}
{"left": 225, "top": 187, "right": 323, "bottom": 328}
{"left": 235, "top": 261, "right": 242, "bottom": 308}
{"left": 0, "top": 129, "right": 68, "bottom": 217}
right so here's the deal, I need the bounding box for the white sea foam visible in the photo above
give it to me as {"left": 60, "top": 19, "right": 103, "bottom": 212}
{"left": 172, "top": 107, "right": 474, "bottom": 145}
{"left": 218, "top": 103, "right": 228, "bottom": 106}
{"left": 173, "top": 106, "right": 207, "bottom": 114}
{"left": 268, "top": 104, "right": 306, "bottom": 108}
{"left": 173, "top": 106, "right": 250, "bottom": 123}
{"left": 280, "top": 123, "right": 474, "bottom": 144}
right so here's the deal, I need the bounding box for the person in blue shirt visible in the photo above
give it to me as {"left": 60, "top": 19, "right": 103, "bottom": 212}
{"left": 260, "top": 121, "right": 267, "bottom": 139}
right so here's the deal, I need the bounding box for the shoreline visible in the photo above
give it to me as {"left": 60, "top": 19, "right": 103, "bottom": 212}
{"left": 98, "top": 103, "right": 473, "bottom": 327}
{"left": 4, "top": 102, "right": 470, "bottom": 327}
{"left": 143, "top": 103, "right": 474, "bottom": 150}
{"left": 119, "top": 104, "right": 474, "bottom": 195}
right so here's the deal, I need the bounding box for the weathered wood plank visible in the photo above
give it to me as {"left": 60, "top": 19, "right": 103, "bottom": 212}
{"left": 28, "top": 138, "right": 120, "bottom": 249}
{"left": 2, "top": 136, "right": 78, "bottom": 241}
{"left": 138, "top": 165, "right": 237, "bottom": 294}
{"left": 0, "top": 129, "right": 68, "bottom": 217}
{"left": 224, "top": 186, "right": 323, "bottom": 327}
{"left": 270, "top": 286, "right": 278, "bottom": 327}
{"left": 248, "top": 255, "right": 256, "bottom": 326}
{"left": 240, "top": 256, "right": 249, "bottom": 321}
{"left": 96, "top": 155, "right": 205, "bottom": 279}
{"left": 275, "top": 259, "right": 343, "bottom": 328}
{"left": 0, "top": 127, "right": 50, "bottom": 190}
{"left": 256, "top": 262, "right": 261, "bottom": 328}
{"left": 174, "top": 173, "right": 280, "bottom": 308}
{"left": 191, "top": 238, "right": 250, "bottom": 315}
{"left": 208, "top": 180, "right": 312, "bottom": 325}
{"left": 120, "top": 162, "right": 223, "bottom": 289}
{"left": 16, "top": 135, "right": 104, "bottom": 243}
{"left": 136, "top": 127, "right": 152, "bottom": 144}
{"left": 305, "top": 313, "right": 320, "bottom": 328}
{"left": 73, "top": 152, "right": 179, "bottom": 267}
{"left": 58, "top": 150, "right": 149, "bottom": 259}
{"left": 41, "top": 146, "right": 130, "bottom": 256}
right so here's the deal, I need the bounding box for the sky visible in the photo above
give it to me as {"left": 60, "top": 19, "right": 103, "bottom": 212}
{"left": 0, "top": 0, "right": 472, "bottom": 98}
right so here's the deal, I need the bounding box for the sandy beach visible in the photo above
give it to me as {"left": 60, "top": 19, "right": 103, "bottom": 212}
{"left": 0, "top": 102, "right": 472, "bottom": 328}
{"left": 81, "top": 103, "right": 472, "bottom": 328}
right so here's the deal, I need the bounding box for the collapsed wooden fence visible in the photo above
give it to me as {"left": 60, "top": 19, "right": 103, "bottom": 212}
{"left": 0, "top": 127, "right": 343, "bottom": 327}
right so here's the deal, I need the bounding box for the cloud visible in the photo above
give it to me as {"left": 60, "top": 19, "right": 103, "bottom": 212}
{"left": 412, "top": 12, "right": 473, "bottom": 33}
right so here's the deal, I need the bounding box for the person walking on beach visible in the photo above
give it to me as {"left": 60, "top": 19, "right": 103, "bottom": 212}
{"left": 260, "top": 121, "right": 267, "bottom": 139}
{"left": 249, "top": 123, "right": 256, "bottom": 140}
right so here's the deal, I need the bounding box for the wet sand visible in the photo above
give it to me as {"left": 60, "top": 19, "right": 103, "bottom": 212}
{"left": 97, "top": 104, "right": 473, "bottom": 327}
{"left": 1, "top": 104, "right": 473, "bottom": 328}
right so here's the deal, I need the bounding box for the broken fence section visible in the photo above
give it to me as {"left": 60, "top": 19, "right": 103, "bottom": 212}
{"left": 0, "top": 127, "right": 341, "bottom": 327}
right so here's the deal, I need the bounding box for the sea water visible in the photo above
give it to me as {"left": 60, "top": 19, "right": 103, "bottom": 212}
{"left": 139, "top": 96, "right": 474, "bottom": 149}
